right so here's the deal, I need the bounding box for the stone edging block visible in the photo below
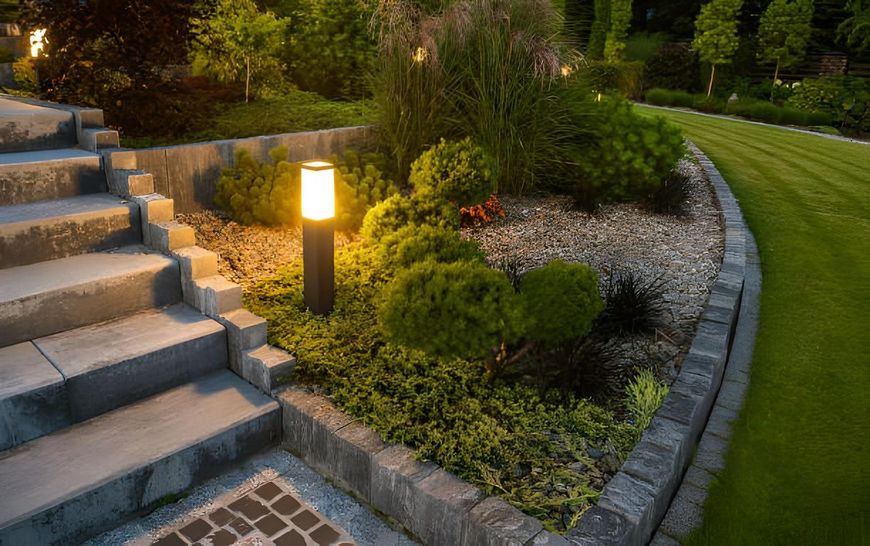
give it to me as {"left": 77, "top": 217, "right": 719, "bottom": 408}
{"left": 567, "top": 142, "right": 752, "bottom": 545}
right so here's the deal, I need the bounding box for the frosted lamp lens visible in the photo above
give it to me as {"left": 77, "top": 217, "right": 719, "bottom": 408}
{"left": 301, "top": 162, "right": 335, "bottom": 220}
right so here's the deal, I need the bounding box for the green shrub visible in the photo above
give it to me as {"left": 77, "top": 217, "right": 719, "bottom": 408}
{"left": 0, "top": 46, "right": 14, "bottom": 64}
{"left": 409, "top": 137, "right": 496, "bottom": 207}
{"left": 215, "top": 146, "right": 297, "bottom": 226}
{"left": 778, "top": 107, "right": 809, "bottom": 127}
{"left": 215, "top": 146, "right": 395, "bottom": 228}
{"left": 12, "top": 57, "right": 38, "bottom": 95}
{"left": 282, "top": 0, "right": 375, "bottom": 99}
{"left": 787, "top": 76, "right": 868, "bottom": 132}
{"left": 748, "top": 101, "right": 782, "bottom": 124}
{"left": 360, "top": 193, "right": 460, "bottom": 243}
{"left": 643, "top": 43, "right": 700, "bottom": 93}
{"left": 645, "top": 88, "right": 672, "bottom": 106}
{"left": 333, "top": 150, "right": 400, "bottom": 230}
{"left": 378, "top": 260, "right": 524, "bottom": 359}
{"left": 574, "top": 98, "right": 686, "bottom": 208}
{"left": 724, "top": 98, "right": 755, "bottom": 118}
{"left": 625, "top": 369, "right": 669, "bottom": 433}
{"left": 669, "top": 90, "right": 696, "bottom": 108}
{"left": 692, "top": 94, "right": 724, "bottom": 113}
{"left": 582, "top": 60, "right": 645, "bottom": 100}
{"left": 372, "top": 0, "right": 597, "bottom": 191}
{"left": 379, "top": 225, "right": 485, "bottom": 270}
{"left": 519, "top": 260, "right": 604, "bottom": 348}
{"left": 805, "top": 110, "right": 833, "bottom": 126}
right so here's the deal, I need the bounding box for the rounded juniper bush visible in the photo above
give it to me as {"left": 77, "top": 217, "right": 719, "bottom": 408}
{"left": 409, "top": 137, "right": 496, "bottom": 207}
{"left": 378, "top": 260, "right": 524, "bottom": 359}
{"left": 519, "top": 260, "right": 604, "bottom": 348}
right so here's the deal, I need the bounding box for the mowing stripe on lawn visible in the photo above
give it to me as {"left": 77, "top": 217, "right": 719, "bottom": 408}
{"left": 637, "top": 106, "right": 870, "bottom": 545}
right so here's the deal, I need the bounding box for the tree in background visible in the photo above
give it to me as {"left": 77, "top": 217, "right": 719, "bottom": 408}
{"left": 191, "top": 0, "right": 289, "bottom": 102}
{"left": 563, "top": 0, "right": 596, "bottom": 51}
{"left": 839, "top": 0, "right": 870, "bottom": 52}
{"left": 283, "top": 0, "right": 375, "bottom": 99}
{"left": 588, "top": 0, "right": 611, "bottom": 59}
{"left": 692, "top": 0, "right": 743, "bottom": 96}
{"left": 605, "top": 0, "right": 632, "bottom": 61}
{"left": 757, "top": 0, "right": 814, "bottom": 87}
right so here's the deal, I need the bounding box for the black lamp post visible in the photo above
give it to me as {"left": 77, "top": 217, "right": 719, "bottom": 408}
{"left": 301, "top": 161, "right": 335, "bottom": 315}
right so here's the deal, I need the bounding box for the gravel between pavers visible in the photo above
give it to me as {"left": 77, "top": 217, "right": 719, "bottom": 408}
{"left": 182, "top": 157, "right": 722, "bottom": 382}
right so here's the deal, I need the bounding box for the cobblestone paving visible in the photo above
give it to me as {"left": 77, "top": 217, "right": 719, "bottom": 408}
{"left": 153, "top": 479, "right": 354, "bottom": 546}
{"left": 86, "top": 449, "right": 416, "bottom": 546}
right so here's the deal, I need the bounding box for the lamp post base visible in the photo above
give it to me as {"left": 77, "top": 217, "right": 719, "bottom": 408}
{"left": 303, "top": 218, "right": 334, "bottom": 315}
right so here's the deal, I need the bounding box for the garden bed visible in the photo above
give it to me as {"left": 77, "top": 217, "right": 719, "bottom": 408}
{"left": 183, "top": 157, "right": 723, "bottom": 532}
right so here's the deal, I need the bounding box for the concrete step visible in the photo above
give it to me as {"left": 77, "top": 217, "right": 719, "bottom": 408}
{"left": 0, "top": 193, "right": 141, "bottom": 269}
{"left": 0, "top": 370, "right": 280, "bottom": 545}
{"left": 33, "top": 303, "right": 228, "bottom": 424}
{"left": 0, "top": 97, "right": 76, "bottom": 153}
{"left": 0, "top": 148, "right": 104, "bottom": 206}
{"left": 0, "top": 342, "right": 71, "bottom": 452}
{"left": 0, "top": 247, "right": 181, "bottom": 347}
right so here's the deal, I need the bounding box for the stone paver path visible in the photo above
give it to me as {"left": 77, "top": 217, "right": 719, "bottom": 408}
{"left": 86, "top": 449, "right": 417, "bottom": 546}
{"left": 153, "top": 479, "right": 354, "bottom": 546}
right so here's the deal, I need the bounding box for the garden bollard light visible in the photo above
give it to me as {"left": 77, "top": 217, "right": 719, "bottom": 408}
{"left": 301, "top": 161, "right": 335, "bottom": 315}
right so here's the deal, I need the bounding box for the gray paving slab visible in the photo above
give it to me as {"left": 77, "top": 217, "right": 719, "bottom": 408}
{"left": 0, "top": 370, "right": 279, "bottom": 545}
{"left": 34, "top": 303, "right": 227, "bottom": 422}
{"left": 85, "top": 448, "right": 418, "bottom": 546}
{"left": 0, "top": 246, "right": 181, "bottom": 346}
{"left": 0, "top": 147, "right": 105, "bottom": 205}
{"left": 0, "top": 193, "right": 140, "bottom": 268}
{"left": 0, "top": 341, "right": 71, "bottom": 450}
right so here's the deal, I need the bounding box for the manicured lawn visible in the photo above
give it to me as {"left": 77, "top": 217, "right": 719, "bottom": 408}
{"left": 637, "top": 106, "right": 870, "bottom": 544}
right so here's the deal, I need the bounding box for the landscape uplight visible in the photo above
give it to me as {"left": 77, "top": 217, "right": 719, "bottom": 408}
{"left": 30, "top": 28, "right": 46, "bottom": 58}
{"left": 301, "top": 161, "right": 335, "bottom": 315}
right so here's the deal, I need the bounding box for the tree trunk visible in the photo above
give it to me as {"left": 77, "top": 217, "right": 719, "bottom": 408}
{"left": 245, "top": 56, "right": 251, "bottom": 103}
{"left": 770, "top": 58, "right": 780, "bottom": 101}
{"left": 707, "top": 63, "right": 716, "bottom": 97}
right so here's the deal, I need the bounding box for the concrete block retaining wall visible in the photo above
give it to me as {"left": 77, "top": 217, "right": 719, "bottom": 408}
{"left": 276, "top": 140, "right": 754, "bottom": 546}
{"left": 102, "top": 126, "right": 376, "bottom": 214}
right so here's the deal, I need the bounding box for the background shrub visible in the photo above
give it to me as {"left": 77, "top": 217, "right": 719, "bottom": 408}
{"left": 409, "top": 138, "right": 496, "bottom": 207}
{"left": 361, "top": 193, "right": 460, "bottom": 243}
{"left": 787, "top": 76, "right": 869, "bottom": 133}
{"left": 333, "top": 150, "right": 400, "bottom": 230}
{"left": 379, "top": 225, "right": 485, "bottom": 270}
{"left": 216, "top": 146, "right": 395, "bottom": 228}
{"left": 778, "top": 107, "right": 809, "bottom": 126}
{"left": 215, "top": 147, "right": 296, "bottom": 225}
{"left": 372, "top": 0, "right": 597, "bottom": 192}
{"left": 748, "top": 101, "right": 782, "bottom": 124}
{"left": 692, "top": 94, "right": 725, "bottom": 113}
{"left": 0, "top": 46, "right": 14, "bottom": 64}
{"left": 582, "top": 60, "right": 645, "bottom": 100}
{"left": 378, "top": 260, "right": 524, "bottom": 359}
{"left": 574, "top": 98, "right": 686, "bottom": 208}
{"left": 643, "top": 43, "right": 700, "bottom": 93}
{"left": 644, "top": 88, "right": 672, "bottom": 106}
{"left": 281, "top": 0, "right": 375, "bottom": 99}
{"left": 519, "top": 260, "right": 604, "bottom": 348}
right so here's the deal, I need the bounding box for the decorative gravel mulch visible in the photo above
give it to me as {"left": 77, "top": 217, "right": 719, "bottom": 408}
{"left": 181, "top": 157, "right": 723, "bottom": 382}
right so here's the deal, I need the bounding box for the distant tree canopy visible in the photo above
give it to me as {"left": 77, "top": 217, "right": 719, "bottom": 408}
{"left": 693, "top": 0, "right": 744, "bottom": 95}
{"left": 757, "top": 0, "right": 814, "bottom": 82}
{"left": 839, "top": 0, "right": 870, "bottom": 53}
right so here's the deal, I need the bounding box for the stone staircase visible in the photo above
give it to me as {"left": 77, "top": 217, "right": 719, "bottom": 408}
{"left": 0, "top": 96, "right": 293, "bottom": 545}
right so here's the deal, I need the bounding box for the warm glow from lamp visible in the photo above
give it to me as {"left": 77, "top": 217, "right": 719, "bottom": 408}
{"left": 301, "top": 161, "right": 335, "bottom": 221}
{"left": 30, "top": 28, "right": 46, "bottom": 58}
